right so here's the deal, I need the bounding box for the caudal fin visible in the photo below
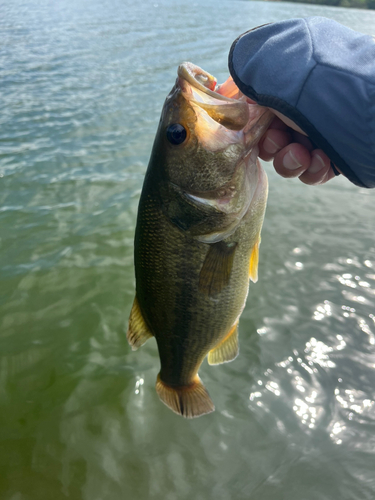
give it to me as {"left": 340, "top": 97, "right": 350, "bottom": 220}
{"left": 155, "top": 374, "right": 215, "bottom": 418}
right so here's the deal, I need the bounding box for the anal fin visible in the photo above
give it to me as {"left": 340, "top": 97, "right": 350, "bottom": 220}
{"left": 127, "top": 297, "right": 153, "bottom": 351}
{"left": 249, "top": 237, "right": 260, "bottom": 283}
{"left": 199, "top": 241, "right": 237, "bottom": 296}
{"left": 208, "top": 322, "right": 239, "bottom": 365}
{"left": 156, "top": 374, "right": 215, "bottom": 418}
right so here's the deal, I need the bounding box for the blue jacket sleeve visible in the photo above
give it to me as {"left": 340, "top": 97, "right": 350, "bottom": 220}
{"left": 229, "top": 17, "right": 375, "bottom": 188}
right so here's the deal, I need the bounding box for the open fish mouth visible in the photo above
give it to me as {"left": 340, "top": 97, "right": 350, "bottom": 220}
{"left": 177, "top": 62, "right": 274, "bottom": 151}
{"left": 178, "top": 62, "right": 248, "bottom": 101}
{"left": 178, "top": 62, "right": 229, "bottom": 100}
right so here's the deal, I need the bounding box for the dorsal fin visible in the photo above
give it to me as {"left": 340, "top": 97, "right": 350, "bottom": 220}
{"left": 127, "top": 297, "right": 153, "bottom": 351}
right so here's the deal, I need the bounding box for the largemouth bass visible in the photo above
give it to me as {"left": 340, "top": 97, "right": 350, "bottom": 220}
{"left": 127, "top": 62, "right": 273, "bottom": 418}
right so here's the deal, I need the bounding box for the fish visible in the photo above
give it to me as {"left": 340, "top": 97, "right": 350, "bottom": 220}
{"left": 127, "top": 62, "right": 273, "bottom": 418}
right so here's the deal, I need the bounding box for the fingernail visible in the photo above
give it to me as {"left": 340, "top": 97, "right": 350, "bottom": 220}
{"left": 308, "top": 153, "right": 325, "bottom": 174}
{"left": 263, "top": 136, "right": 280, "bottom": 155}
{"left": 283, "top": 150, "right": 302, "bottom": 170}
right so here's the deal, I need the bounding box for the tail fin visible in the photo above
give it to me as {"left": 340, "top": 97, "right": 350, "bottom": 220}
{"left": 155, "top": 374, "right": 215, "bottom": 418}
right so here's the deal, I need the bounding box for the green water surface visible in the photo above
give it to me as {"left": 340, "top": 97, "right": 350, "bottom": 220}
{"left": 1, "top": 1, "right": 375, "bottom": 499}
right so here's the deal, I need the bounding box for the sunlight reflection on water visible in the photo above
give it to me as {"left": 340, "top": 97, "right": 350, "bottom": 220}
{"left": 249, "top": 251, "right": 375, "bottom": 460}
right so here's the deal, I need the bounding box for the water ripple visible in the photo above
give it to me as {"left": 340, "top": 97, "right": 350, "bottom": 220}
{"left": 1, "top": 0, "right": 375, "bottom": 499}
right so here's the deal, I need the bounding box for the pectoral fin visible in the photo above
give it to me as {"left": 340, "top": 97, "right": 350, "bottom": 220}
{"left": 127, "top": 297, "right": 153, "bottom": 350}
{"left": 208, "top": 322, "right": 239, "bottom": 365}
{"left": 249, "top": 237, "right": 260, "bottom": 283}
{"left": 199, "top": 241, "right": 237, "bottom": 296}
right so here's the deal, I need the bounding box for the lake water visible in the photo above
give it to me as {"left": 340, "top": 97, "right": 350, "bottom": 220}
{"left": 1, "top": 0, "right": 375, "bottom": 498}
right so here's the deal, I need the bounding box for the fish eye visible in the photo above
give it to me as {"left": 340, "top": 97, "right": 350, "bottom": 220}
{"left": 166, "top": 124, "right": 187, "bottom": 145}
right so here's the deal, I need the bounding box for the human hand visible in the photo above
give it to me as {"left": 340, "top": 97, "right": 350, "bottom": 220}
{"left": 216, "top": 77, "right": 338, "bottom": 186}
{"left": 228, "top": 17, "right": 375, "bottom": 189}
{"left": 258, "top": 111, "right": 337, "bottom": 186}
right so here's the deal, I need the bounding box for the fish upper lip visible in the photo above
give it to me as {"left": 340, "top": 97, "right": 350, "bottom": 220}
{"left": 178, "top": 62, "right": 235, "bottom": 102}
{"left": 177, "top": 62, "right": 274, "bottom": 142}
